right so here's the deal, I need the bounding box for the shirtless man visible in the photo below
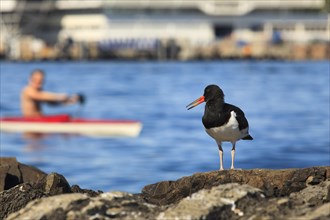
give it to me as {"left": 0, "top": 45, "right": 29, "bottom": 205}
{"left": 21, "top": 69, "right": 79, "bottom": 117}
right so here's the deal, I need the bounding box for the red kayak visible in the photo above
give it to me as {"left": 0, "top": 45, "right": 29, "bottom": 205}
{"left": 0, "top": 114, "right": 142, "bottom": 137}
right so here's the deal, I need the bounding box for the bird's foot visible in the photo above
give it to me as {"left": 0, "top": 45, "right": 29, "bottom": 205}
{"left": 219, "top": 167, "right": 224, "bottom": 171}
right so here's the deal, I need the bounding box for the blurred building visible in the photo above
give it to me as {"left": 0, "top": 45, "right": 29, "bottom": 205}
{"left": 0, "top": 0, "right": 329, "bottom": 60}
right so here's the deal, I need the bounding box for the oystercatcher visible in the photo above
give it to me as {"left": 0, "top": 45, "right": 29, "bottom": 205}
{"left": 186, "top": 85, "right": 253, "bottom": 170}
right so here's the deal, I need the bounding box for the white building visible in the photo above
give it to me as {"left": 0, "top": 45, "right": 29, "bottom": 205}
{"left": 1, "top": 0, "right": 329, "bottom": 45}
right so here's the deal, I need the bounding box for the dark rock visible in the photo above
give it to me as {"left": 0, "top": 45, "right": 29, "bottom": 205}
{"left": 71, "top": 184, "right": 103, "bottom": 197}
{"left": 0, "top": 183, "right": 46, "bottom": 219}
{"left": 7, "top": 182, "right": 329, "bottom": 220}
{"left": 289, "top": 181, "right": 330, "bottom": 208}
{"left": 142, "top": 166, "right": 330, "bottom": 205}
{"left": 0, "top": 165, "right": 10, "bottom": 191}
{"left": 282, "top": 167, "right": 327, "bottom": 195}
{"left": 0, "top": 171, "right": 71, "bottom": 219}
{"left": 42, "top": 172, "right": 72, "bottom": 196}
{"left": 0, "top": 157, "right": 47, "bottom": 191}
{"left": 2, "top": 161, "right": 329, "bottom": 220}
{"left": 157, "top": 181, "right": 330, "bottom": 220}
{"left": 327, "top": 184, "right": 330, "bottom": 202}
{"left": 0, "top": 158, "right": 22, "bottom": 190}
{"left": 243, "top": 180, "right": 330, "bottom": 220}
{"left": 18, "top": 162, "right": 47, "bottom": 185}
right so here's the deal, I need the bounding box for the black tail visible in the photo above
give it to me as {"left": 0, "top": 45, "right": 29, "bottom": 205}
{"left": 242, "top": 135, "right": 253, "bottom": 140}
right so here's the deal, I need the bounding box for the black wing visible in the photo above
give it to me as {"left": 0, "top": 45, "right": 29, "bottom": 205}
{"left": 223, "top": 103, "right": 249, "bottom": 130}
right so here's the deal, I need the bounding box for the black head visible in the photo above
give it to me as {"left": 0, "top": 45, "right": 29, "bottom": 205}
{"left": 186, "top": 84, "right": 224, "bottom": 110}
{"left": 203, "top": 85, "right": 224, "bottom": 103}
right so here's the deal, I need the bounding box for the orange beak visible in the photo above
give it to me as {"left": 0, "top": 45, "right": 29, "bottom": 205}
{"left": 186, "top": 96, "right": 205, "bottom": 110}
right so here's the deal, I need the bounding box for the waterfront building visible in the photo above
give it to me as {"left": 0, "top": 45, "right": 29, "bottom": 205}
{"left": 0, "top": 0, "right": 329, "bottom": 60}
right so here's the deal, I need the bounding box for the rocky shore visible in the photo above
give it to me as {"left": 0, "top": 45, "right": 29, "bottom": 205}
{"left": 1, "top": 157, "right": 329, "bottom": 220}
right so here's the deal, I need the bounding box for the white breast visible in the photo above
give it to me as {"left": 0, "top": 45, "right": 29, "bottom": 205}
{"left": 205, "top": 111, "right": 247, "bottom": 143}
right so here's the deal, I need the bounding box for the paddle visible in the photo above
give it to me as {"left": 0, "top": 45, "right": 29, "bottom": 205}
{"left": 46, "top": 93, "right": 86, "bottom": 118}
{"left": 74, "top": 93, "right": 86, "bottom": 119}
{"left": 46, "top": 93, "right": 86, "bottom": 106}
{"left": 76, "top": 93, "right": 86, "bottom": 105}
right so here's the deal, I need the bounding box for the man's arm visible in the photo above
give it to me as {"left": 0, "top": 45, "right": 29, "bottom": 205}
{"left": 26, "top": 88, "right": 68, "bottom": 103}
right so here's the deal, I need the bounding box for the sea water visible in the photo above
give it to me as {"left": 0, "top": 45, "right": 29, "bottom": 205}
{"left": 0, "top": 61, "right": 329, "bottom": 192}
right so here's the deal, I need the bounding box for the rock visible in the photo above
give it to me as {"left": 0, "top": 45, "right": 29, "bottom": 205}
{"left": 156, "top": 183, "right": 264, "bottom": 220}
{"left": 142, "top": 166, "right": 330, "bottom": 205}
{"left": 0, "top": 158, "right": 22, "bottom": 190}
{"left": 155, "top": 181, "right": 330, "bottom": 220}
{"left": 0, "top": 173, "right": 71, "bottom": 219}
{"left": 246, "top": 181, "right": 330, "bottom": 220}
{"left": 2, "top": 162, "right": 329, "bottom": 220}
{"left": 5, "top": 193, "right": 88, "bottom": 220}
{"left": 0, "top": 165, "right": 10, "bottom": 190}
{"left": 71, "top": 184, "right": 103, "bottom": 197}
{"left": 0, "top": 157, "right": 47, "bottom": 191}
{"left": 18, "top": 162, "right": 47, "bottom": 185}
{"left": 0, "top": 168, "right": 104, "bottom": 219}
{"left": 295, "top": 203, "right": 330, "bottom": 220}
{"left": 289, "top": 180, "right": 330, "bottom": 208}
{"left": 6, "top": 192, "right": 159, "bottom": 220}
{"left": 42, "top": 172, "right": 72, "bottom": 196}
{"left": 0, "top": 172, "right": 71, "bottom": 219}
{"left": 0, "top": 183, "right": 46, "bottom": 220}
{"left": 9, "top": 182, "right": 328, "bottom": 220}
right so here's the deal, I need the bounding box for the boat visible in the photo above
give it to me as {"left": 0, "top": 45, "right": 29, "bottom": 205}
{"left": 0, "top": 114, "right": 142, "bottom": 137}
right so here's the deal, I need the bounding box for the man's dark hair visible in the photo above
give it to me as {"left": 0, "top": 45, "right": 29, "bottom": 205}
{"left": 30, "top": 69, "right": 45, "bottom": 78}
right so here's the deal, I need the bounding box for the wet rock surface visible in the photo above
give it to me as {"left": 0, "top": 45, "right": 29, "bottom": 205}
{"left": 0, "top": 157, "right": 329, "bottom": 220}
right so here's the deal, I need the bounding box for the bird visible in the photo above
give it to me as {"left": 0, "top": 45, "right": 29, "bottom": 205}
{"left": 186, "top": 84, "right": 253, "bottom": 170}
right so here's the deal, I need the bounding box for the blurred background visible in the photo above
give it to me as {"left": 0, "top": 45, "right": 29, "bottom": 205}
{"left": 0, "top": 0, "right": 329, "bottom": 193}
{"left": 0, "top": 0, "right": 329, "bottom": 60}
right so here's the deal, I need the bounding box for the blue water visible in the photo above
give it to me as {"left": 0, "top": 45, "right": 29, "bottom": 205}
{"left": 0, "top": 61, "right": 329, "bottom": 193}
